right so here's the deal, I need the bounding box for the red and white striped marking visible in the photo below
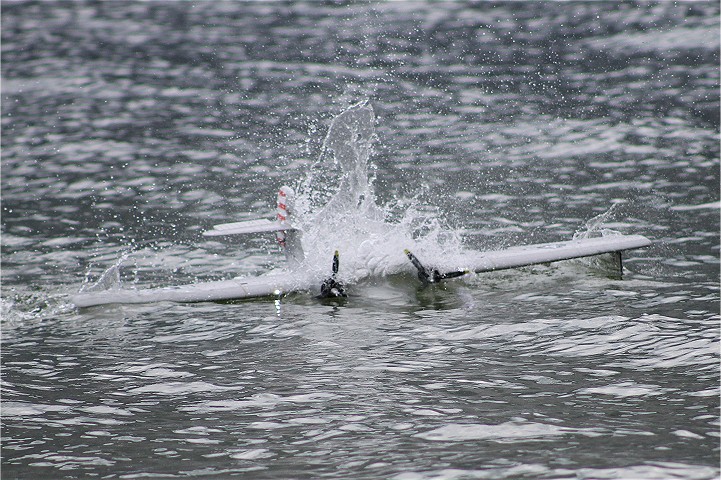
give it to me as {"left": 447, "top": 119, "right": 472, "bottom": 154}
{"left": 275, "top": 186, "right": 294, "bottom": 246}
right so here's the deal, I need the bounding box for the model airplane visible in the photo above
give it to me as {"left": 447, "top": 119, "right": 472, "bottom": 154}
{"left": 71, "top": 185, "right": 651, "bottom": 308}
{"left": 71, "top": 102, "right": 651, "bottom": 308}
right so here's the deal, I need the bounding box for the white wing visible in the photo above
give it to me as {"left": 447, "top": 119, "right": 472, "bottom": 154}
{"left": 203, "top": 219, "right": 291, "bottom": 237}
{"left": 72, "top": 235, "right": 651, "bottom": 307}
{"left": 71, "top": 272, "right": 308, "bottom": 308}
{"left": 464, "top": 234, "right": 651, "bottom": 273}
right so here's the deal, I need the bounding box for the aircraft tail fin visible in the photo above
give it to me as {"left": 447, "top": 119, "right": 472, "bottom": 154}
{"left": 274, "top": 185, "right": 293, "bottom": 245}
{"left": 275, "top": 186, "right": 304, "bottom": 265}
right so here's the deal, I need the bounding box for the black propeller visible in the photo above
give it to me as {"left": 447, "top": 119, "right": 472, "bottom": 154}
{"left": 319, "top": 250, "right": 347, "bottom": 298}
{"left": 404, "top": 249, "right": 468, "bottom": 285}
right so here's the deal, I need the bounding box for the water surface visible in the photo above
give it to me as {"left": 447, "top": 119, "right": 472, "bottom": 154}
{"left": 2, "top": 2, "right": 719, "bottom": 479}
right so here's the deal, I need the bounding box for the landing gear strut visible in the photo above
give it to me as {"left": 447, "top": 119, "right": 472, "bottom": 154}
{"left": 404, "top": 249, "right": 468, "bottom": 285}
{"left": 319, "top": 250, "right": 347, "bottom": 298}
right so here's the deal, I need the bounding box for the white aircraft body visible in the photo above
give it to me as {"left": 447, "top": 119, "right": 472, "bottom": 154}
{"left": 71, "top": 185, "right": 651, "bottom": 308}
{"left": 71, "top": 103, "right": 651, "bottom": 308}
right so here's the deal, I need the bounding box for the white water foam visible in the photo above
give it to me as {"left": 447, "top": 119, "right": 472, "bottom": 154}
{"left": 293, "top": 101, "right": 464, "bottom": 283}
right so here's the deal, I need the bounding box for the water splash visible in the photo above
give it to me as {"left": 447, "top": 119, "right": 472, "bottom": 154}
{"left": 72, "top": 102, "right": 464, "bottom": 295}
{"left": 572, "top": 203, "right": 627, "bottom": 276}
{"left": 293, "top": 101, "right": 463, "bottom": 282}
{"left": 296, "top": 100, "right": 378, "bottom": 220}
{"left": 573, "top": 203, "right": 623, "bottom": 240}
{"left": 79, "top": 251, "right": 130, "bottom": 293}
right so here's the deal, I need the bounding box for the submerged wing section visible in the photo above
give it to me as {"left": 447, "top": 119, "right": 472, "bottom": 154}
{"left": 71, "top": 273, "right": 307, "bottom": 308}
{"left": 464, "top": 234, "right": 651, "bottom": 273}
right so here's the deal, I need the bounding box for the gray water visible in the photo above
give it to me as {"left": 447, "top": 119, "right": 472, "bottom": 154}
{"left": 1, "top": 2, "right": 719, "bottom": 479}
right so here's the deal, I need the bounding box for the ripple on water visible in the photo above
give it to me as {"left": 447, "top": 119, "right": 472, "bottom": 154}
{"left": 413, "top": 313, "right": 719, "bottom": 372}
{"left": 179, "top": 392, "right": 340, "bottom": 414}
{"left": 415, "top": 420, "right": 603, "bottom": 443}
